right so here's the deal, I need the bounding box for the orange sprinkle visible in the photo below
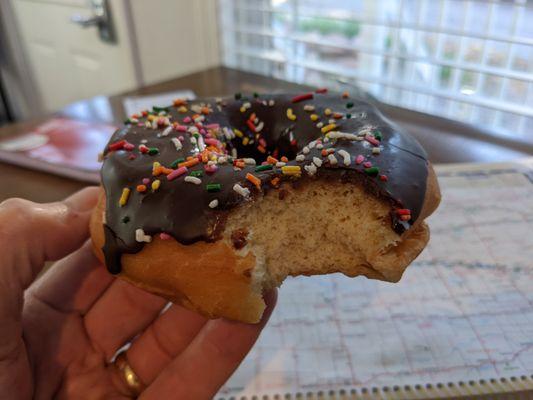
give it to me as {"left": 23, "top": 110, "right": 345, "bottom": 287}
{"left": 342, "top": 91, "right": 349, "bottom": 98}
{"left": 178, "top": 158, "right": 200, "bottom": 168}
{"left": 270, "top": 177, "right": 280, "bottom": 187}
{"left": 136, "top": 184, "right": 147, "bottom": 193}
{"left": 321, "top": 149, "right": 328, "bottom": 157}
{"left": 235, "top": 161, "right": 245, "bottom": 169}
{"left": 246, "top": 173, "right": 262, "bottom": 189}
{"left": 333, "top": 113, "right": 343, "bottom": 119}
{"left": 160, "top": 167, "right": 173, "bottom": 175}
{"left": 400, "top": 214, "right": 411, "bottom": 221}
{"left": 250, "top": 112, "right": 256, "bottom": 121}
{"left": 281, "top": 156, "right": 289, "bottom": 162}
{"left": 201, "top": 106, "right": 210, "bottom": 115}
{"left": 173, "top": 98, "right": 187, "bottom": 106}
{"left": 267, "top": 156, "right": 278, "bottom": 164}
{"left": 257, "top": 145, "right": 266, "bottom": 153}
{"left": 153, "top": 166, "right": 163, "bottom": 176}
{"left": 202, "top": 152, "right": 209, "bottom": 163}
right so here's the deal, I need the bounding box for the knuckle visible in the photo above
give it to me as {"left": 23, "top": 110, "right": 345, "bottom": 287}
{"left": 0, "top": 198, "right": 35, "bottom": 223}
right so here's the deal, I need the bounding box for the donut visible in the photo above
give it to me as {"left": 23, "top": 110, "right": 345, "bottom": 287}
{"left": 91, "top": 91, "right": 440, "bottom": 323}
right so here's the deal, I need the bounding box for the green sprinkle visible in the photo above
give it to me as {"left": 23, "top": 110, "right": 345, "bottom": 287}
{"left": 346, "top": 113, "right": 352, "bottom": 118}
{"left": 374, "top": 130, "right": 383, "bottom": 141}
{"left": 170, "top": 158, "right": 185, "bottom": 168}
{"left": 122, "top": 216, "right": 130, "bottom": 223}
{"left": 148, "top": 147, "right": 159, "bottom": 155}
{"left": 364, "top": 167, "right": 380, "bottom": 176}
{"left": 206, "top": 183, "right": 221, "bottom": 192}
{"left": 346, "top": 102, "right": 354, "bottom": 108}
{"left": 190, "top": 170, "right": 203, "bottom": 177}
{"left": 193, "top": 133, "right": 200, "bottom": 139}
{"left": 124, "top": 118, "right": 132, "bottom": 124}
{"left": 234, "top": 92, "right": 242, "bottom": 100}
{"left": 255, "top": 164, "right": 273, "bottom": 172}
{"left": 253, "top": 92, "right": 259, "bottom": 98}
{"left": 152, "top": 106, "right": 169, "bottom": 113}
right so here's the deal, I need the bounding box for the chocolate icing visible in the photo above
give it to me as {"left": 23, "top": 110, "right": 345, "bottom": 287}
{"left": 101, "top": 93, "right": 428, "bottom": 274}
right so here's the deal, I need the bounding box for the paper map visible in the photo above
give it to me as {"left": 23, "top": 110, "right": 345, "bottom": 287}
{"left": 218, "top": 159, "right": 533, "bottom": 398}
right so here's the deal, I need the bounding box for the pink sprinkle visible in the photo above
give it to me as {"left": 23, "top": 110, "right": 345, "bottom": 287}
{"left": 259, "top": 138, "right": 267, "bottom": 147}
{"left": 183, "top": 116, "right": 192, "bottom": 123}
{"left": 365, "top": 135, "right": 380, "bottom": 146}
{"left": 128, "top": 154, "right": 136, "bottom": 160}
{"left": 142, "top": 178, "right": 150, "bottom": 185}
{"left": 123, "top": 142, "right": 135, "bottom": 151}
{"left": 204, "top": 165, "right": 218, "bottom": 174}
{"left": 159, "top": 232, "right": 172, "bottom": 240}
{"left": 356, "top": 155, "right": 365, "bottom": 164}
{"left": 205, "top": 123, "right": 220, "bottom": 130}
{"left": 205, "top": 138, "right": 221, "bottom": 147}
{"left": 157, "top": 117, "right": 166, "bottom": 126}
{"left": 178, "top": 135, "right": 185, "bottom": 141}
{"left": 167, "top": 166, "right": 188, "bottom": 181}
{"left": 137, "top": 123, "right": 144, "bottom": 127}
{"left": 363, "top": 161, "right": 372, "bottom": 168}
{"left": 176, "top": 125, "right": 187, "bottom": 132}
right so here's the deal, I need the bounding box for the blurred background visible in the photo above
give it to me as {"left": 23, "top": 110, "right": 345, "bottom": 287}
{"left": 0, "top": 0, "right": 531, "bottom": 142}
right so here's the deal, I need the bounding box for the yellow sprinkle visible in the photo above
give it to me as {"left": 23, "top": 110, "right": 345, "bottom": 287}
{"left": 324, "top": 108, "right": 332, "bottom": 116}
{"left": 152, "top": 161, "right": 161, "bottom": 175}
{"left": 240, "top": 106, "right": 246, "bottom": 113}
{"left": 281, "top": 165, "right": 301, "bottom": 176}
{"left": 286, "top": 108, "right": 297, "bottom": 121}
{"left": 147, "top": 115, "right": 156, "bottom": 121}
{"left": 119, "top": 188, "right": 131, "bottom": 206}
{"left": 234, "top": 129, "right": 243, "bottom": 138}
{"left": 321, "top": 123, "right": 337, "bottom": 134}
{"left": 242, "top": 137, "right": 250, "bottom": 145}
{"left": 310, "top": 114, "right": 319, "bottom": 121}
{"left": 177, "top": 106, "right": 188, "bottom": 113}
{"left": 151, "top": 179, "right": 161, "bottom": 192}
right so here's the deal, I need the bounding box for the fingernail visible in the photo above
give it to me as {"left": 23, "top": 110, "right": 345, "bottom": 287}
{"left": 64, "top": 187, "right": 100, "bottom": 212}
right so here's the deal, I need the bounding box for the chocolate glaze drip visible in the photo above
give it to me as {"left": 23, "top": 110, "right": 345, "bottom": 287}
{"left": 101, "top": 93, "right": 428, "bottom": 274}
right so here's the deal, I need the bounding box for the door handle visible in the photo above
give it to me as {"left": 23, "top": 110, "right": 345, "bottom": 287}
{"left": 70, "top": 0, "right": 116, "bottom": 43}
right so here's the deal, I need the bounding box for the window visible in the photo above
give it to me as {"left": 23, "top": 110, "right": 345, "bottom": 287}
{"left": 219, "top": 0, "right": 533, "bottom": 143}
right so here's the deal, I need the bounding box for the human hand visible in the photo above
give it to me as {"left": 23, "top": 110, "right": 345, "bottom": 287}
{"left": 0, "top": 187, "right": 276, "bottom": 399}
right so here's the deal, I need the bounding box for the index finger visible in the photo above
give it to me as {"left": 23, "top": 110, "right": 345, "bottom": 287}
{"left": 140, "top": 290, "right": 277, "bottom": 400}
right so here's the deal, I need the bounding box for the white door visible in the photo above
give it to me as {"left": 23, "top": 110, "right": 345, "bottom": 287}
{"left": 11, "top": 0, "right": 138, "bottom": 112}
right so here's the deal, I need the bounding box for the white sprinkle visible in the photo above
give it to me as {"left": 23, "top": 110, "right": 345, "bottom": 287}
{"left": 268, "top": 99, "right": 275, "bottom": 106}
{"left": 303, "top": 104, "right": 315, "bottom": 112}
{"left": 197, "top": 135, "right": 206, "bottom": 151}
{"left": 207, "top": 160, "right": 216, "bottom": 166}
{"left": 140, "top": 139, "right": 148, "bottom": 144}
{"left": 162, "top": 126, "right": 173, "bottom": 136}
{"left": 302, "top": 146, "right": 310, "bottom": 154}
{"left": 328, "top": 154, "right": 338, "bottom": 165}
{"left": 233, "top": 183, "right": 250, "bottom": 198}
{"left": 304, "top": 164, "right": 317, "bottom": 176}
{"left": 193, "top": 115, "right": 205, "bottom": 123}
{"left": 316, "top": 142, "right": 323, "bottom": 149}
{"left": 296, "top": 154, "right": 305, "bottom": 162}
{"left": 231, "top": 148, "right": 238, "bottom": 158}
{"left": 171, "top": 137, "right": 182, "bottom": 150}
{"left": 372, "top": 147, "right": 381, "bottom": 155}
{"left": 191, "top": 104, "right": 203, "bottom": 113}
{"left": 217, "top": 105, "right": 222, "bottom": 112}
{"left": 316, "top": 122, "right": 324, "bottom": 128}
{"left": 308, "top": 140, "right": 317, "bottom": 149}
{"left": 329, "top": 119, "right": 336, "bottom": 124}
{"left": 243, "top": 158, "right": 256, "bottom": 165}
{"left": 217, "top": 156, "right": 227, "bottom": 164}
{"left": 209, "top": 199, "right": 219, "bottom": 208}
{"left": 184, "top": 176, "right": 202, "bottom": 185}
{"left": 313, "top": 157, "right": 323, "bottom": 167}
{"left": 135, "top": 229, "right": 152, "bottom": 243}
{"left": 215, "top": 97, "right": 222, "bottom": 103}
{"left": 190, "top": 136, "right": 197, "bottom": 145}
{"left": 188, "top": 126, "right": 199, "bottom": 134}
{"left": 276, "top": 162, "right": 286, "bottom": 167}
{"left": 158, "top": 111, "right": 167, "bottom": 116}
{"left": 242, "top": 102, "right": 251, "bottom": 110}
{"left": 151, "top": 119, "right": 158, "bottom": 129}
{"left": 337, "top": 149, "right": 351, "bottom": 166}
{"left": 255, "top": 121, "right": 264, "bottom": 132}
{"left": 130, "top": 117, "right": 139, "bottom": 123}
{"left": 328, "top": 131, "right": 359, "bottom": 141}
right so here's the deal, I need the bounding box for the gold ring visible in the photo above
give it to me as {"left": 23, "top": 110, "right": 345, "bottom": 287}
{"left": 113, "top": 351, "right": 145, "bottom": 397}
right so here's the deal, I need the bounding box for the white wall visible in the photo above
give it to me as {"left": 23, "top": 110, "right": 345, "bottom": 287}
{"left": 129, "top": 0, "right": 220, "bottom": 86}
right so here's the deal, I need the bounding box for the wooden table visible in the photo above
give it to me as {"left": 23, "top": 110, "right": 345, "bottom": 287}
{"left": 1, "top": 66, "right": 532, "bottom": 203}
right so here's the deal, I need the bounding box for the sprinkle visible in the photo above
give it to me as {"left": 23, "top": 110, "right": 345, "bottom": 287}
{"left": 178, "top": 158, "right": 199, "bottom": 168}
{"left": 255, "top": 121, "right": 264, "bottom": 132}
{"left": 276, "top": 162, "right": 286, "bottom": 167}
{"left": 268, "top": 99, "right": 275, "bottom": 106}
{"left": 286, "top": 108, "right": 297, "bottom": 121}
{"left": 234, "top": 129, "right": 243, "bottom": 138}
{"left": 233, "top": 183, "right": 250, "bottom": 198}
{"left": 365, "top": 135, "right": 380, "bottom": 146}
{"left": 184, "top": 176, "right": 202, "bottom": 185}
{"left": 159, "top": 233, "right": 172, "bottom": 240}
{"left": 337, "top": 149, "right": 351, "bottom": 166}
{"left": 123, "top": 142, "right": 135, "bottom": 151}
{"left": 315, "top": 88, "right": 328, "bottom": 93}
{"left": 242, "top": 137, "right": 250, "bottom": 146}
{"left": 346, "top": 113, "right": 352, "bottom": 118}
{"left": 246, "top": 173, "right": 262, "bottom": 189}
{"left": 302, "top": 146, "right": 310, "bottom": 154}
{"left": 170, "top": 158, "right": 185, "bottom": 168}
{"left": 342, "top": 91, "right": 349, "bottom": 98}
{"left": 178, "top": 106, "right": 188, "bottom": 113}
{"left": 296, "top": 154, "right": 305, "bottom": 162}
{"left": 281, "top": 166, "right": 301, "bottom": 176}
{"left": 135, "top": 229, "right": 152, "bottom": 243}
{"left": 240, "top": 102, "right": 251, "bottom": 112}
{"left": 363, "top": 161, "right": 373, "bottom": 168}
{"left": 316, "top": 122, "right": 324, "bottom": 128}
{"left": 321, "top": 124, "right": 337, "bottom": 134}
{"left": 308, "top": 141, "right": 317, "bottom": 149}
{"left": 310, "top": 114, "right": 319, "bottom": 122}
{"left": 304, "top": 164, "right": 317, "bottom": 176}
{"left": 209, "top": 199, "right": 219, "bottom": 208}
{"left": 396, "top": 209, "right": 411, "bottom": 215}
{"left": 372, "top": 147, "right": 381, "bottom": 155}
{"left": 167, "top": 167, "right": 188, "bottom": 181}
{"left": 374, "top": 131, "right": 383, "bottom": 141}
{"left": 356, "top": 155, "right": 365, "bottom": 164}
{"left": 119, "top": 188, "right": 131, "bottom": 206}
{"left": 122, "top": 216, "right": 130, "bottom": 223}
{"left": 291, "top": 93, "right": 314, "bottom": 103}
{"left": 281, "top": 156, "right": 289, "bottom": 162}
{"left": 173, "top": 98, "right": 187, "bottom": 106}
{"left": 316, "top": 142, "right": 323, "bottom": 149}
{"left": 243, "top": 158, "right": 257, "bottom": 165}
{"left": 234, "top": 92, "right": 242, "bottom": 100}
{"left": 364, "top": 167, "right": 380, "bottom": 176}
{"left": 170, "top": 137, "right": 183, "bottom": 151}
{"left": 257, "top": 145, "right": 267, "bottom": 153}
{"left": 267, "top": 156, "right": 278, "bottom": 164}
{"left": 379, "top": 174, "right": 388, "bottom": 181}
{"left": 303, "top": 104, "right": 315, "bottom": 112}
{"left": 327, "top": 131, "right": 359, "bottom": 140}
{"left": 151, "top": 179, "right": 161, "bottom": 191}
{"left": 313, "top": 157, "right": 323, "bottom": 167}
{"left": 206, "top": 183, "right": 221, "bottom": 192}
{"left": 327, "top": 154, "right": 338, "bottom": 165}
{"left": 136, "top": 184, "right": 147, "bottom": 193}
{"left": 148, "top": 147, "right": 159, "bottom": 155}
{"left": 346, "top": 102, "right": 354, "bottom": 108}
{"left": 183, "top": 116, "right": 192, "bottom": 123}
{"left": 189, "top": 170, "right": 203, "bottom": 177}
{"left": 255, "top": 164, "right": 273, "bottom": 172}
{"left": 400, "top": 214, "right": 411, "bottom": 221}
{"left": 324, "top": 108, "right": 332, "bottom": 116}
{"left": 109, "top": 140, "right": 126, "bottom": 151}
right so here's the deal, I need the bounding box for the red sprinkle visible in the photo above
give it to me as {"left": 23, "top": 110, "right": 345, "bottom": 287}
{"left": 400, "top": 214, "right": 411, "bottom": 221}
{"left": 108, "top": 140, "right": 126, "bottom": 151}
{"left": 379, "top": 174, "right": 388, "bottom": 182}
{"left": 246, "top": 120, "right": 256, "bottom": 132}
{"left": 139, "top": 144, "right": 149, "bottom": 154}
{"left": 356, "top": 155, "right": 365, "bottom": 165}
{"left": 396, "top": 209, "right": 411, "bottom": 216}
{"left": 123, "top": 142, "right": 135, "bottom": 151}
{"left": 176, "top": 125, "right": 187, "bottom": 132}
{"left": 290, "top": 139, "right": 298, "bottom": 147}
{"left": 315, "top": 88, "right": 328, "bottom": 94}
{"left": 291, "top": 93, "right": 314, "bottom": 103}
{"left": 128, "top": 154, "right": 136, "bottom": 160}
{"left": 141, "top": 110, "right": 148, "bottom": 117}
